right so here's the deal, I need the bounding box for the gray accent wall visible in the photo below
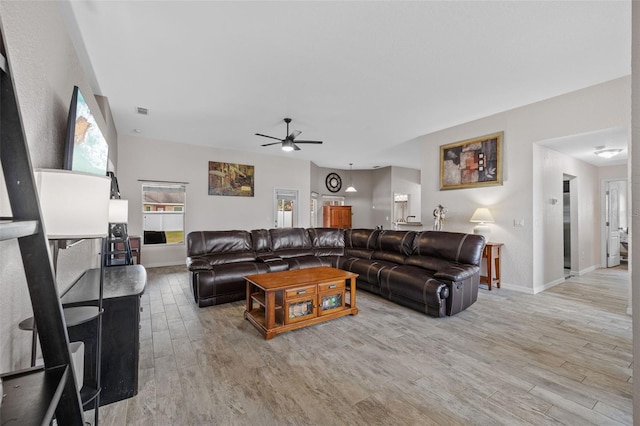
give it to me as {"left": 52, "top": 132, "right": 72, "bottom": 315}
{"left": 0, "top": 2, "right": 117, "bottom": 373}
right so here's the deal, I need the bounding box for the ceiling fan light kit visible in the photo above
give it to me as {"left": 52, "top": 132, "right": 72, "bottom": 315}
{"left": 282, "top": 140, "right": 295, "bottom": 152}
{"left": 256, "top": 118, "right": 323, "bottom": 152}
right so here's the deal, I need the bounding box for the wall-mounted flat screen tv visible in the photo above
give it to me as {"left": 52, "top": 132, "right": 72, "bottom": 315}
{"left": 63, "top": 85, "right": 109, "bottom": 176}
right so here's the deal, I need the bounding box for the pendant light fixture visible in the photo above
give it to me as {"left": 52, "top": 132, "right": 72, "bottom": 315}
{"left": 345, "top": 163, "right": 357, "bottom": 193}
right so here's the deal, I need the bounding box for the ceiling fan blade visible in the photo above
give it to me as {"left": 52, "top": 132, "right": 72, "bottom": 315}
{"left": 293, "top": 140, "right": 323, "bottom": 144}
{"left": 289, "top": 130, "right": 302, "bottom": 140}
{"left": 255, "top": 133, "right": 283, "bottom": 141}
{"left": 293, "top": 143, "right": 301, "bottom": 151}
{"left": 261, "top": 141, "right": 283, "bottom": 147}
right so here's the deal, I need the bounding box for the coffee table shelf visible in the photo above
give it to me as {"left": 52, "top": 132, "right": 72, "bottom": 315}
{"left": 250, "top": 291, "right": 282, "bottom": 310}
{"left": 244, "top": 267, "right": 358, "bottom": 339}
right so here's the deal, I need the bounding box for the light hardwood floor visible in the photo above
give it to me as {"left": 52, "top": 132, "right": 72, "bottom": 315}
{"left": 99, "top": 265, "right": 632, "bottom": 425}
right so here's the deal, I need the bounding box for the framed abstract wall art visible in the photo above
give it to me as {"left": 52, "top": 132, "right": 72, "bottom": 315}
{"left": 208, "top": 161, "right": 255, "bottom": 196}
{"left": 440, "top": 132, "right": 503, "bottom": 190}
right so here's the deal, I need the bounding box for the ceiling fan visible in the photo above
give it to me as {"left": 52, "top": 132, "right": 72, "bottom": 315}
{"left": 256, "top": 118, "right": 323, "bottom": 152}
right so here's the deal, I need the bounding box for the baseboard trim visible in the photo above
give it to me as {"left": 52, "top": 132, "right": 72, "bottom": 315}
{"left": 532, "top": 277, "right": 566, "bottom": 294}
{"left": 577, "top": 264, "right": 599, "bottom": 276}
{"left": 499, "top": 283, "right": 535, "bottom": 294}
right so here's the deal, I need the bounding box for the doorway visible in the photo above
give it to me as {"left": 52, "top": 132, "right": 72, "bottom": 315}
{"left": 274, "top": 189, "right": 298, "bottom": 228}
{"left": 563, "top": 175, "right": 577, "bottom": 277}
{"left": 603, "top": 179, "right": 627, "bottom": 268}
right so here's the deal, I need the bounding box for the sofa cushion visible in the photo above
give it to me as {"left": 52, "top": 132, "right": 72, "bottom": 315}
{"left": 283, "top": 255, "right": 335, "bottom": 270}
{"left": 187, "top": 230, "right": 253, "bottom": 255}
{"left": 269, "top": 228, "right": 314, "bottom": 258}
{"left": 344, "top": 229, "right": 380, "bottom": 260}
{"left": 186, "top": 230, "right": 257, "bottom": 268}
{"left": 340, "top": 258, "right": 397, "bottom": 287}
{"left": 251, "top": 229, "right": 271, "bottom": 253}
{"left": 412, "top": 231, "right": 485, "bottom": 265}
{"left": 194, "top": 262, "right": 269, "bottom": 301}
{"left": 375, "top": 230, "right": 416, "bottom": 255}
{"left": 345, "top": 229, "right": 380, "bottom": 249}
{"left": 370, "top": 230, "right": 415, "bottom": 264}
{"left": 344, "top": 247, "right": 375, "bottom": 259}
{"left": 308, "top": 227, "right": 345, "bottom": 256}
{"left": 404, "top": 255, "right": 453, "bottom": 272}
{"left": 379, "top": 265, "right": 450, "bottom": 317}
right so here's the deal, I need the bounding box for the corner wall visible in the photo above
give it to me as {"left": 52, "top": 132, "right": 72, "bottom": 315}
{"left": 419, "top": 76, "right": 631, "bottom": 292}
{"left": 533, "top": 144, "right": 601, "bottom": 289}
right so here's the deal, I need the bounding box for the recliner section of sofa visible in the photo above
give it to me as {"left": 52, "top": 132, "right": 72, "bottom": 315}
{"left": 186, "top": 227, "right": 484, "bottom": 316}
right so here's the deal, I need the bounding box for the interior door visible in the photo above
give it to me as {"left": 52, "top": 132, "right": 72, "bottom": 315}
{"left": 607, "top": 183, "right": 621, "bottom": 267}
{"left": 274, "top": 189, "right": 298, "bottom": 228}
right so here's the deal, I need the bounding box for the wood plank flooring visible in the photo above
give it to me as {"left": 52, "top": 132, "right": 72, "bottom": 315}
{"left": 99, "top": 265, "right": 632, "bottom": 425}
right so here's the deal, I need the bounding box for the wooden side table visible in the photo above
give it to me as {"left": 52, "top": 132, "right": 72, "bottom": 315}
{"left": 480, "top": 242, "right": 503, "bottom": 290}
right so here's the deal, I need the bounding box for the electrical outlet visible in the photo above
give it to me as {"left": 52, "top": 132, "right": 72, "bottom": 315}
{"left": 514, "top": 219, "right": 525, "bottom": 227}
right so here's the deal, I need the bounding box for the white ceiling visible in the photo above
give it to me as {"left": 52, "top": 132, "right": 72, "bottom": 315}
{"left": 539, "top": 127, "right": 629, "bottom": 167}
{"left": 60, "top": 1, "right": 631, "bottom": 171}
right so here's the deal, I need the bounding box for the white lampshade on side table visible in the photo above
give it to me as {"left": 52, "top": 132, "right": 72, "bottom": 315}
{"left": 470, "top": 207, "right": 494, "bottom": 241}
{"left": 35, "top": 169, "right": 111, "bottom": 239}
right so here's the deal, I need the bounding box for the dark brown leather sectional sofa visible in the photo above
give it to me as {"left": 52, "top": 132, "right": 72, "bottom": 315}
{"left": 186, "top": 228, "right": 485, "bottom": 317}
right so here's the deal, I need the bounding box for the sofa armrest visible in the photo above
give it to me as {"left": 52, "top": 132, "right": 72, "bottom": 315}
{"left": 434, "top": 264, "right": 479, "bottom": 282}
{"left": 186, "top": 256, "right": 211, "bottom": 271}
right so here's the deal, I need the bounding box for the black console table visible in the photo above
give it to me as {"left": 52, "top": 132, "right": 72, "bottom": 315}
{"left": 62, "top": 264, "right": 147, "bottom": 406}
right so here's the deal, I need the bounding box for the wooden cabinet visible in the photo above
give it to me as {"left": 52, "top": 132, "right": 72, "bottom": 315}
{"left": 323, "top": 205, "right": 352, "bottom": 228}
{"left": 62, "top": 265, "right": 146, "bottom": 406}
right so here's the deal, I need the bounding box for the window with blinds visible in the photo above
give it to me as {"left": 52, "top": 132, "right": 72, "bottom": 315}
{"left": 142, "top": 183, "right": 186, "bottom": 244}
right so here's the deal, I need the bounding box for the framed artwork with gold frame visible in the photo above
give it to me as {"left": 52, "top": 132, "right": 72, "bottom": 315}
{"left": 440, "top": 132, "right": 503, "bottom": 190}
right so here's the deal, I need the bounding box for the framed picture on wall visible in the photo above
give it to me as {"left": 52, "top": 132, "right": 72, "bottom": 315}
{"left": 208, "top": 161, "right": 255, "bottom": 196}
{"left": 440, "top": 132, "right": 503, "bottom": 190}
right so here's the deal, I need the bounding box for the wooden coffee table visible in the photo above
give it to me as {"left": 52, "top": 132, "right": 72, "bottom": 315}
{"left": 244, "top": 266, "right": 358, "bottom": 339}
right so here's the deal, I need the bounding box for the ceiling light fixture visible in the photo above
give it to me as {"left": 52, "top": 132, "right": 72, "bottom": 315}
{"left": 594, "top": 146, "right": 622, "bottom": 159}
{"left": 282, "top": 140, "right": 295, "bottom": 152}
{"left": 345, "top": 163, "right": 357, "bottom": 193}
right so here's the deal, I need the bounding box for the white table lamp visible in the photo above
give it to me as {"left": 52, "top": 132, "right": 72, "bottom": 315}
{"left": 470, "top": 207, "right": 494, "bottom": 241}
{"left": 35, "top": 169, "right": 111, "bottom": 239}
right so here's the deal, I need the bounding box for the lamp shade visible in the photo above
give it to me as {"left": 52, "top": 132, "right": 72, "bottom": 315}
{"left": 108, "top": 199, "right": 128, "bottom": 223}
{"left": 469, "top": 208, "right": 494, "bottom": 223}
{"left": 35, "top": 169, "right": 110, "bottom": 239}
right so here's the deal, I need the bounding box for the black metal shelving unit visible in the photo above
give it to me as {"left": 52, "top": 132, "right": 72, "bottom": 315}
{"left": 0, "top": 36, "right": 86, "bottom": 425}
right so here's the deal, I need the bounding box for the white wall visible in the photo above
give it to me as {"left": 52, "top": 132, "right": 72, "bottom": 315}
{"left": 117, "top": 134, "right": 311, "bottom": 267}
{"left": 631, "top": 3, "right": 639, "bottom": 423}
{"left": 391, "top": 166, "right": 421, "bottom": 223}
{"left": 314, "top": 166, "right": 376, "bottom": 228}
{"left": 534, "top": 145, "right": 601, "bottom": 289}
{"left": 371, "top": 167, "right": 392, "bottom": 229}
{"left": 419, "top": 77, "right": 631, "bottom": 293}
{"left": 0, "top": 2, "right": 117, "bottom": 373}
{"left": 599, "top": 164, "right": 627, "bottom": 180}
